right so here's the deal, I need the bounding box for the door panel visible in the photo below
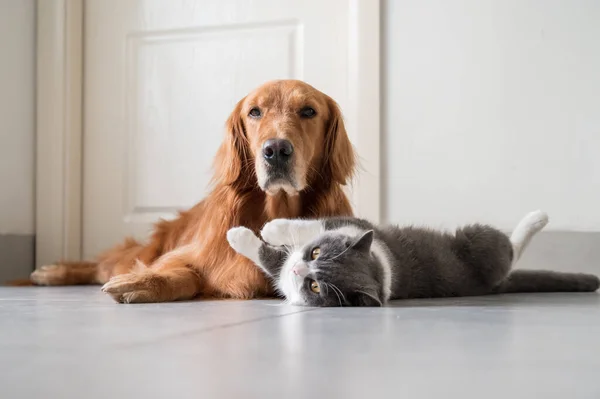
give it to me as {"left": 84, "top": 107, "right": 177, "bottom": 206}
{"left": 84, "top": 0, "right": 353, "bottom": 258}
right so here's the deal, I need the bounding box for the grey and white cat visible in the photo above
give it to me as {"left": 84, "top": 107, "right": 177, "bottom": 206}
{"left": 227, "top": 211, "right": 599, "bottom": 306}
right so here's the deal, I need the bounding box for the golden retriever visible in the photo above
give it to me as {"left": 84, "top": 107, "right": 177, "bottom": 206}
{"left": 30, "top": 80, "right": 356, "bottom": 303}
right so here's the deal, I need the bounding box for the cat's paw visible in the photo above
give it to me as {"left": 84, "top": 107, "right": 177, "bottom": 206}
{"left": 260, "top": 219, "right": 296, "bottom": 246}
{"left": 227, "top": 227, "right": 262, "bottom": 263}
{"left": 261, "top": 219, "right": 323, "bottom": 247}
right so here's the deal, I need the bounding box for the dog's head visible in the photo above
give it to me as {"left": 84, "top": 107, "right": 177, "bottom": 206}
{"left": 214, "top": 80, "right": 355, "bottom": 195}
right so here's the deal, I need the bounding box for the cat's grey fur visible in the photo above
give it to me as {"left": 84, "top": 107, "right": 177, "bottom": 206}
{"left": 227, "top": 211, "right": 599, "bottom": 307}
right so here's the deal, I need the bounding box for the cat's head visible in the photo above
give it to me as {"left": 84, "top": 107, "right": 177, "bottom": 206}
{"left": 260, "top": 230, "right": 384, "bottom": 307}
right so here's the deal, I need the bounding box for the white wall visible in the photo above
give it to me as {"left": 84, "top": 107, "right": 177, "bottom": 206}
{"left": 383, "top": 0, "right": 600, "bottom": 232}
{"left": 0, "top": 0, "right": 36, "bottom": 235}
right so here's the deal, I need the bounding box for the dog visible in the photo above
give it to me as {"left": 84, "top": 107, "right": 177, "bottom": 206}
{"left": 30, "top": 80, "right": 356, "bottom": 303}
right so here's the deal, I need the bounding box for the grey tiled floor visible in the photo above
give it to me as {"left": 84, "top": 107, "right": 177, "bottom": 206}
{"left": 1, "top": 287, "right": 599, "bottom": 399}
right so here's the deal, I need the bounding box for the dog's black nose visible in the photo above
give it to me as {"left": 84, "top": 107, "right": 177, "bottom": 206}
{"left": 262, "top": 139, "right": 293, "bottom": 165}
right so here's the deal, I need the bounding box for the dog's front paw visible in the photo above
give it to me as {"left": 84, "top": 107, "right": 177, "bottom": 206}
{"left": 260, "top": 219, "right": 295, "bottom": 246}
{"left": 227, "top": 227, "right": 262, "bottom": 263}
{"left": 101, "top": 271, "right": 166, "bottom": 304}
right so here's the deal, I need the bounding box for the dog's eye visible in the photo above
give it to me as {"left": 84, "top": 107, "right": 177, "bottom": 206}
{"left": 311, "top": 247, "right": 321, "bottom": 260}
{"left": 299, "top": 107, "right": 316, "bottom": 118}
{"left": 249, "top": 107, "right": 261, "bottom": 118}
{"left": 309, "top": 280, "right": 320, "bottom": 294}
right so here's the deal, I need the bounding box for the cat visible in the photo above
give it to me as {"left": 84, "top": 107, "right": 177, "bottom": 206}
{"left": 226, "top": 210, "right": 599, "bottom": 307}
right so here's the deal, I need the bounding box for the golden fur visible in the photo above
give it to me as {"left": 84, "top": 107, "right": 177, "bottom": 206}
{"left": 30, "top": 80, "right": 356, "bottom": 303}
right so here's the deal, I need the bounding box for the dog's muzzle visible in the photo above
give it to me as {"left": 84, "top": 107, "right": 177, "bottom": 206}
{"left": 261, "top": 138, "right": 297, "bottom": 191}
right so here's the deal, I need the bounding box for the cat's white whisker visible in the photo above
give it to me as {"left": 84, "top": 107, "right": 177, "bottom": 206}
{"left": 327, "top": 243, "right": 354, "bottom": 261}
{"left": 328, "top": 284, "right": 343, "bottom": 307}
{"left": 328, "top": 282, "right": 346, "bottom": 306}
{"left": 322, "top": 282, "right": 339, "bottom": 307}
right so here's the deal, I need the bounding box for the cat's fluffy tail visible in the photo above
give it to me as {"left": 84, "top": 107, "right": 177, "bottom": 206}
{"left": 509, "top": 210, "right": 549, "bottom": 264}
{"left": 497, "top": 210, "right": 600, "bottom": 293}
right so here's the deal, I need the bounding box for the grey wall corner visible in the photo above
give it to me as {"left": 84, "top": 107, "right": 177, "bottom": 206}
{"left": 0, "top": 234, "right": 35, "bottom": 283}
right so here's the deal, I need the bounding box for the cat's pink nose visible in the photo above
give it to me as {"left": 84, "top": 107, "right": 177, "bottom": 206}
{"left": 291, "top": 264, "right": 308, "bottom": 277}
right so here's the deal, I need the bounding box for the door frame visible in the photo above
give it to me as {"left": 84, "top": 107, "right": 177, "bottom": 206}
{"left": 35, "top": 0, "right": 381, "bottom": 267}
{"left": 36, "top": 0, "right": 83, "bottom": 267}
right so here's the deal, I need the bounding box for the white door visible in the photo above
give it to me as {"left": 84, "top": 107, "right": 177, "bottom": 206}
{"left": 83, "top": 0, "right": 379, "bottom": 259}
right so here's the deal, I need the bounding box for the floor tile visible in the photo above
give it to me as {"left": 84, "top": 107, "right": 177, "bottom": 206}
{"left": 1, "top": 287, "right": 599, "bottom": 399}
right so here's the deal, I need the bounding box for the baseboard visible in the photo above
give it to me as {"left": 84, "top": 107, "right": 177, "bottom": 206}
{"left": 0, "top": 234, "right": 35, "bottom": 283}
{"left": 518, "top": 231, "right": 600, "bottom": 274}
{"left": 0, "top": 231, "right": 597, "bottom": 284}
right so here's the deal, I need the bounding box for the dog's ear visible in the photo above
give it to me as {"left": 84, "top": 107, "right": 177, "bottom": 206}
{"left": 323, "top": 96, "right": 356, "bottom": 185}
{"left": 213, "top": 97, "right": 251, "bottom": 186}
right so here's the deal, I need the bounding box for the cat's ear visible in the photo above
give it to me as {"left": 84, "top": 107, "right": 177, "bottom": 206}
{"left": 347, "top": 290, "right": 383, "bottom": 307}
{"left": 351, "top": 230, "right": 374, "bottom": 253}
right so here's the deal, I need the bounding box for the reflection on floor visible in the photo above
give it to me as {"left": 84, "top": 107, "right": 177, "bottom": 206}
{"left": 1, "top": 287, "right": 599, "bottom": 399}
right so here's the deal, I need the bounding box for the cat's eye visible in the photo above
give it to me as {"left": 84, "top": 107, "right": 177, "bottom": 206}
{"left": 310, "top": 280, "right": 320, "bottom": 294}
{"left": 311, "top": 247, "right": 321, "bottom": 260}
